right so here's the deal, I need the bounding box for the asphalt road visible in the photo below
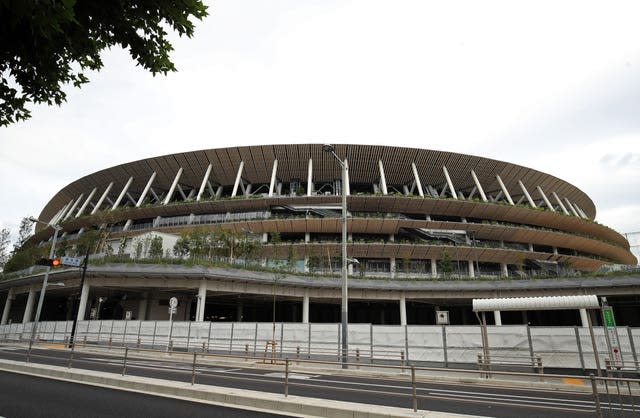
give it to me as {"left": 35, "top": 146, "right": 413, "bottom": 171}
{"left": 0, "top": 370, "right": 287, "bottom": 418}
{"left": 0, "top": 345, "right": 637, "bottom": 417}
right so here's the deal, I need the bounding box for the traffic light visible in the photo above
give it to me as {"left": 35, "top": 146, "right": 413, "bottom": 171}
{"left": 35, "top": 258, "right": 62, "bottom": 267}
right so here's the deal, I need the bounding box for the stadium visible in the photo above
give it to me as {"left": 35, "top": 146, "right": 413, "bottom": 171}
{"left": 1, "top": 144, "right": 637, "bottom": 327}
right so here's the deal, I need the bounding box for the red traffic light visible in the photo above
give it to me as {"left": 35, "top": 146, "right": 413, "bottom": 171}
{"left": 35, "top": 258, "right": 62, "bottom": 267}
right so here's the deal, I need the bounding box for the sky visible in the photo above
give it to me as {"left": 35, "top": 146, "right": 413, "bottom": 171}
{"left": 1, "top": 0, "right": 640, "bottom": 245}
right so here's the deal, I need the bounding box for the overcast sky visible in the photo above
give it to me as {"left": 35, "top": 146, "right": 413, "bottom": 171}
{"left": 1, "top": 0, "right": 639, "bottom": 243}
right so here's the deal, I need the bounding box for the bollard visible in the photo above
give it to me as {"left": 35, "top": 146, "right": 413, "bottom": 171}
{"left": 122, "top": 347, "right": 129, "bottom": 376}
{"left": 83, "top": 335, "right": 87, "bottom": 345}
{"left": 401, "top": 350, "right": 405, "bottom": 371}
{"left": 136, "top": 338, "right": 141, "bottom": 351}
{"left": 589, "top": 374, "right": 602, "bottom": 418}
{"left": 285, "top": 358, "right": 290, "bottom": 397}
{"left": 411, "top": 365, "right": 417, "bottom": 412}
{"left": 356, "top": 348, "right": 360, "bottom": 369}
{"left": 296, "top": 346, "right": 300, "bottom": 364}
{"left": 191, "top": 352, "right": 197, "bottom": 385}
{"left": 202, "top": 341, "right": 206, "bottom": 352}
{"left": 108, "top": 337, "right": 112, "bottom": 349}
{"left": 245, "top": 344, "right": 249, "bottom": 361}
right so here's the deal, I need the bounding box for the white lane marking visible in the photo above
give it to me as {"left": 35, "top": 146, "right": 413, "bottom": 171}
{"left": 263, "top": 372, "right": 318, "bottom": 380}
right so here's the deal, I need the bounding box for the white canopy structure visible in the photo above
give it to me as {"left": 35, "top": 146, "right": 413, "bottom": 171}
{"left": 472, "top": 295, "right": 600, "bottom": 312}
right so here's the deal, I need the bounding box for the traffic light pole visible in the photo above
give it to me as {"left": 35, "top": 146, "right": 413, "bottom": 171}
{"left": 28, "top": 225, "right": 61, "bottom": 354}
{"left": 68, "top": 246, "right": 90, "bottom": 348}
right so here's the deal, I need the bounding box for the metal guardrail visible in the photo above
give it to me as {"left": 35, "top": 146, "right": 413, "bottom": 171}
{"left": 10, "top": 339, "right": 640, "bottom": 415}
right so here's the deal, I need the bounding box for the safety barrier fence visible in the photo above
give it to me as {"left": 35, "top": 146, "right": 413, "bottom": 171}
{"left": 11, "top": 340, "right": 640, "bottom": 416}
{"left": 1, "top": 320, "right": 639, "bottom": 371}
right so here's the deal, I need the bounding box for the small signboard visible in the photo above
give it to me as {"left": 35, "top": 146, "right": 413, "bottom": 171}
{"left": 169, "top": 297, "right": 178, "bottom": 308}
{"left": 436, "top": 310, "right": 450, "bottom": 325}
{"left": 61, "top": 256, "right": 83, "bottom": 267}
{"left": 125, "top": 311, "right": 132, "bottom": 320}
{"left": 602, "top": 306, "right": 623, "bottom": 367}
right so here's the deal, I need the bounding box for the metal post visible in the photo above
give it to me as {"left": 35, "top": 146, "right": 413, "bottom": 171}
{"left": 285, "top": 358, "right": 290, "bottom": 397}
{"left": 29, "top": 224, "right": 61, "bottom": 353}
{"left": 207, "top": 320, "right": 213, "bottom": 352}
{"left": 589, "top": 374, "right": 602, "bottom": 417}
{"left": 191, "top": 352, "right": 197, "bottom": 385}
{"left": 442, "top": 325, "right": 448, "bottom": 367}
{"left": 411, "top": 365, "right": 417, "bottom": 412}
{"left": 229, "top": 322, "right": 234, "bottom": 354}
{"left": 324, "top": 144, "right": 349, "bottom": 369}
{"left": 122, "top": 346, "right": 128, "bottom": 376}
{"left": 575, "top": 326, "right": 586, "bottom": 372}
{"left": 69, "top": 246, "right": 90, "bottom": 348}
{"left": 587, "top": 309, "right": 602, "bottom": 377}
{"left": 186, "top": 321, "right": 191, "bottom": 351}
{"left": 340, "top": 157, "right": 349, "bottom": 369}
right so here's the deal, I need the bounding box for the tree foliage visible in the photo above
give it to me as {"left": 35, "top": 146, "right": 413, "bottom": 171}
{"left": 0, "top": 228, "right": 10, "bottom": 270}
{"left": 0, "top": 0, "right": 208, "bottom": 126}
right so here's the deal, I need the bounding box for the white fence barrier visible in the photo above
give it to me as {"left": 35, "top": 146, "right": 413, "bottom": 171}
{"left": 1, "top": 321, "right": 638, "bottom": 370}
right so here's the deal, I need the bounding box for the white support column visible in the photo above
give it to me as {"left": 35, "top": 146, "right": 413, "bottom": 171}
{"left": 112, "top": 177, "right": 134, "bottom": 210}
{"left": 196, "top": 280, "right": 207, "bottom": 322}
{"left": 163, "top": 167, "right": 184, "bottom": 205}
{"left": 468, "top": 260, "right": 475, "bottom": 278}
{"left": 268, "top": 159, "right": 278, "bottom": 197}
{"left": 64, "top": 194, "right": 85, "bottom": 221}
{"left": 564, "top": 198, "right": 579, "bottom": 217}
{"left": 307, "top": 158, "right": 313, "bottom": 196}
{"left": 552, "top": 192, "right": 570, "bottom": 215}
{"left": 136, "top": 172, "right": 157, "bottom": 207}
{"left": 390, "top": 258, "right": 396, "bottom": 279}
{"left": 76, "top": 279, "right": 91, "bottom": 322}
{"left": 137, "top": 293, "right": 148, "bottom": 321}
{"left": 196, "top": 164, "right": 213, "bottom": 201}
{"left": 574, "top": 204, "right": 588, "bottom": 219}
{"left": 51, "top": 200, "right": 72, "bottom": 225}
{"left": 580, "top": 308, "right": 589, "bottom": 328}
{"left": 494, "top": 311, "right": 502, "bottom": 326}
{"left": 1, "top": 289, "right": 14, "bottom": 325}
{"left": 411, "top": 162, "right": 424, "bottom": 197}
{"left": 22, "top": 285, "right": 36, "bottom": 324}
{"left": 536, "top": 186, "right": 555, "bottom": 212}
{"left": 518, "top": 181, "right": 537, "bottom": 208}
{"left": 302, "top": 291, "right": 309, "bottom": 324}
{"left": 431, "top": 258, "right": 438, "bottom": 277}
{"left": 378, "top": 160, "right": 388, "bottom": 195}
{"left": 91, "top": 182, "right": 114, "bottom": 215}
{"left": 399, "top": 294, "right": 407, "bottom": 326}
{"left": 496, "top": 175, "right": 514, "bottom": 205}
{"left": 501, "top": 263, "right": 509, "bottom": 277}
{"left": 442, "top": 166, "right": 458, "bottom": 199}
{"left": 76, "top": 187, "right": 98, "bottom": 218}
{"left": 470, "top": 170, "right": 488, "bottom": 202}
{"left": 231, "top": 161, "right": 244, "bottom": 198}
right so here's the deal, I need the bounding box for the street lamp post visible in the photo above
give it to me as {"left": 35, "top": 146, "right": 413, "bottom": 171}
{"left": 323, "top": 144, "right": 350, "bottom": 369}
{"left": 28, "top": 217, "right": 61, "bottom": 353}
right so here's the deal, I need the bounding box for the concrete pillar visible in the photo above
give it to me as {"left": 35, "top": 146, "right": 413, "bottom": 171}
{"left": 468, "top": 260, "right": 475, "bottom": 278}
{"left": 494, "top": 311, "right": 502, "bottom": 326}
{"left": 431, "top": 258, "right": 437, "bottom": 278}
{"left": 22, "top": 285, "right": 37, "bottom": 323}
{"left": 137, "top": 293, "right": 148, "bottom": 321}
{"left": 76, "top": 280, "right": 91, "bottom": 322}
{"left": 580, "top": 308, "right": 589, "bottom": 328}
{"left": 501, "top": 263, "right": 509, "bottom": 277}
{"left": 302, "top": 292, "right": 309, "bottom": 324}
{"left": 389, "top": 258, "right": 396, "bottom": 279}
{"left": 1, "top": 289, "right": 14, "bottom": 325}
{"left": 399, "top": 294, "right": 407, "bottom": 326}
{"left": 196, "top": 280, "right": 207, "bottom": 322}
{"left": 528, "top": 243, "right": 534, "bottom": 252}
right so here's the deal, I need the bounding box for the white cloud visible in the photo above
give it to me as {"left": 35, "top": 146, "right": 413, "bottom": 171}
{"left": 1, "top": 0, "right": 640, "bottom": 239}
